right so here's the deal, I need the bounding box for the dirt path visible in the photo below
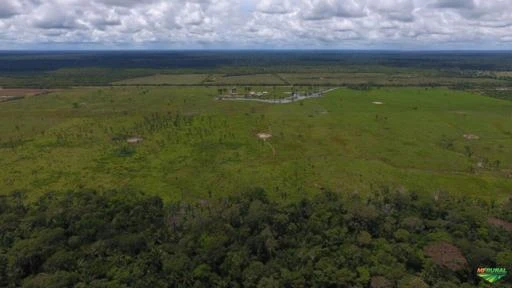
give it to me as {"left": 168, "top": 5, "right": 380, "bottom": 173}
{"left": 0, "top": 89, "right": 56, "bottom": 103}
{"left": 217, "top": 88, "right": 338, "bottom": 104}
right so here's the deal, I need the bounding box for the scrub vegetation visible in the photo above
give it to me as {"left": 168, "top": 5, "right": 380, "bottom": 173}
{"left": 1, "top": 87, "right": 511, "bottom": 202}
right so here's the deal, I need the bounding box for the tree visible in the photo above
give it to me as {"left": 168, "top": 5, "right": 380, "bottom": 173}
{"left": 398, "top": 276, "right": 429, "bottom": 288}
{"left": 0, "top": 254, "right": 8, "bottom": 287}
{"left": 357, "top": 231, "right": 372, "bottom": 246}
{"left": 22, "top": 271, "right": 79, "bottom": 288}
{"left": 393, "top": 229, "right": 410, "bottom": 242}
{"left": 243, "top": 261, "right": 266, "bottom": 288}
{"left": 257, "top": 276, "right": 280, "bottom": 288}
{"left": 356, "top": 266, "right": 370, "bottom": 286}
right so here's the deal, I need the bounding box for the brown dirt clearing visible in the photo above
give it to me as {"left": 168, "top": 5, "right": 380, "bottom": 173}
{"left": 424, "top": 242, "right": 468, "bottom": 271}
{"left": 488, "top": 217, "right": 512, "bottom": 232}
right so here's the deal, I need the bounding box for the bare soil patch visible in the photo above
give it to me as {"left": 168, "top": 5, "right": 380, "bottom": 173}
{"left": 127, "top": 137, "right": 144, "bottom": 144}
{"left": 424, "top": 242, "right": 468, "bottom": 271}
{"left": 257, "top": 133, "right": 272, "bottom": 140}
{"left": 488, "top": 217, "right": 512, "bottom": 232}
{"left": 463, "top": 134, "right": 480, "bottom": 140}
{"left": 0, "top": 96, "right": 24, "bottom": 102}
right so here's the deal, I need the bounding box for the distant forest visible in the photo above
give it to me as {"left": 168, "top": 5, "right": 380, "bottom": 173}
{"left": 1, "top": 188, "right": 511, "bottom": 287}
{"left": 1, "top": 51, "right": 512, "bottom": 73}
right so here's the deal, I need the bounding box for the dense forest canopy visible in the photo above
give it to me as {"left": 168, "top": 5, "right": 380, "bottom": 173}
{"left": 1, "top": 51, "right": 511, "bottom": 91}
{"left": 1, "top": 188, "right": 511, "bottom": 287}
{"left": 1, "top": 51, "right": 512, "bottom": 73}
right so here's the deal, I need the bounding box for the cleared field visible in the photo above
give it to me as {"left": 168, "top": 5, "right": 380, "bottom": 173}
{"left": 0, "top": 89, "right": 53, "bottom": 96}
{"left": 495, "top": 71, "right": 512, "bottom": 78}
{"left": 209, "top": 74, "right": 286, "bottom": 85}
{"left": 280, "top": 72, "right": 387, "bottom": 85}
{"left": 114, "top": 74, "right": 209, "bottom": 85}
{"left": 116, "top": 72, "right": 511, "bottom": 87}
{"left": 280, "top": 73, "right": 510, "bottom": 86}
{"left": 0, "top": 89, "right": 55, "bottom": 102}
{"left": 0, "top": 77, "right": 12, "bottom": 86}
{"left": 1, "top": 86, "right": 511, "bottom": 202}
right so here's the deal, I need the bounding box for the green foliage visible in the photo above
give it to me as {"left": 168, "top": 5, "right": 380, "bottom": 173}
{"left": 0, "top": 189, "right": 511, "bottom": 287}
{"left": 113, "top": 145, "right": 136, "bottom": 157}
{"left": 398, "top": 276, "right": 429, "bottom": 288}
{"left": 1, "top": 86, "right": 512, "bottom": 201}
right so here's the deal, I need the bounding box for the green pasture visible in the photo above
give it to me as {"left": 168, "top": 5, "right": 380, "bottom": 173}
{"left": 110, "top": 71, "right": 510, "bottom": 87}
{"left": 112, "top": 73, "right": 287, "bottom": 86}
{"left": 1, "top": 86, "right": 511, "bottom": 202}
{"left": 114, "top": 74, "right": 209, "bottom": 85}
{"left": 279, "top": 72, "right": 509, "bottom": 86}
{"left": 207, "top": 73, "right": 287, "bottom": 85}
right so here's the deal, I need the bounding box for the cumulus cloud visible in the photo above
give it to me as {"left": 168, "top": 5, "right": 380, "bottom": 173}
{"left": 300, "top": 0, "right": 368, "bottom": 20}
{"left": 433, "top": 0, "right": 474, "bottom": 9}
{"left": 32, "top": 3, "right": 85, "bottom": 30}
{"left": 0, "top": 0, "right": 511, "bottom": 49}
{"left": 256, "top": 0, "right": 294, "bottom": 14}
{"left": 0, "top": 0, "right": 21, "bottom": 19}
{"left": 369, "top": 0, "right": 416, "bottom": 22}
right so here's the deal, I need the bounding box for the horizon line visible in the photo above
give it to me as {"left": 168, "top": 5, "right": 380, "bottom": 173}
{"left": 1, "top": 48, "right": 512, "bottom": 53}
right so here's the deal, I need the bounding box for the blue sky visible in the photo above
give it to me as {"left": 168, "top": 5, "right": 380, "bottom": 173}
{"left": 0, "top": 0, "right": 511, "bottom": 50}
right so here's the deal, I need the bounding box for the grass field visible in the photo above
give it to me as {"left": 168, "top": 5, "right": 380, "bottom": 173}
{"left": 279, "top": 73, "right": 510, "bottom": 86}
{"left": 1, "top": 86, "right": 511, "bottom": 202}
{"left": 210, "top": 74, "right": 287, "bottom": 85}
{"left": 112, "top": 71, "right": 511, "bottom": 88}
{"left": 496, "top": 71, "right": 512, "bottom": 78}
{"left": 0, "top": 88, "right": 54, "bottom": 96}
{"left": 114, "top": 74, "right": 209, "bottom": 85}
{"left": 113, "top": 73, "right": 288, "bottom": 86}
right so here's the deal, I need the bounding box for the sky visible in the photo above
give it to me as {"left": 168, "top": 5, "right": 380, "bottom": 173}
{"left": 0, "top": 0, "right": 511, "bottom": 50}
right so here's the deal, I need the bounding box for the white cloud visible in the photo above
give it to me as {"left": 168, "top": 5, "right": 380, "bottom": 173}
{"left": 0, "top": 0, "right": 511, "bottom": 49}
{"left": 433, "top": 0, "right": 475, "bottom": 9}
{"left": 256, "top": 0, "right": 294, "bottom": 14}
{"left": 300, "top": 0, "right": 368, "bottom": 20}
{"left": 0, "top": 0, "right": 21, "bottom": 19}
{"left": 368, "top": 0, "right": 417, "bottom": 22}
{"left": 31, "top": 2, "right": 85, "bottom": 30}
